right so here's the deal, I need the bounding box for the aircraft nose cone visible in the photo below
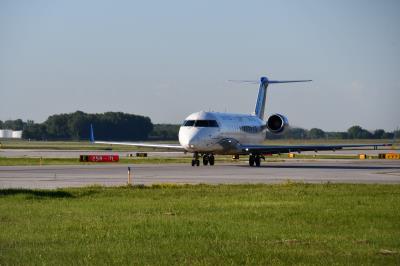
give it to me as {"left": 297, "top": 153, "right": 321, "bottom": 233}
{"left": 187, "top": 136, "right": 200, "bottom": 148}
{"left": 179, "top": 128, "right": 201, "bottom": 150}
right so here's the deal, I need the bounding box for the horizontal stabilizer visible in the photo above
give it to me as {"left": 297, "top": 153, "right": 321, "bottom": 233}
{"left": 229, "top": 78, "right": 312, "bottom": 85}
{"left": 268, "top": 80, "right": 312, "bottom": 84}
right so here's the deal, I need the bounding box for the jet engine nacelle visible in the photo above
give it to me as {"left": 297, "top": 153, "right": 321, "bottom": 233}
{"left": 266, "top": 114, "right": 289, "bottom": 134}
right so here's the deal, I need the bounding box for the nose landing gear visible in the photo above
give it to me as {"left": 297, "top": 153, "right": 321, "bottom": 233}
{"left": 191, "top": 152, "right": 200, "bottom": 167}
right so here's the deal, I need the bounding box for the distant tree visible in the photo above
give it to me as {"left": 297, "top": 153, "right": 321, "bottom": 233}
{"left": 22, "top": 123, "right": 48, "bottom": 140}
{"left": 0, "top": 120, "right": 3, "bottom": 129}
{"left": 393, "top": 129, "right": 400, "bottom": 139}
{"left": 150, "top": 124, "right": 180, "bottom": 140}
{"left": 3, "top": 119, "right": 25, "bottom": 130}
{"left": 266, "top": 127, "right": 309, "bottom": 140}
{"left": 40, "top": 111, "right": 153, "bottom": 141}
{"left": 94, "top": 112, "right": 153, "bottom": 140}
{"left": 347, "top": 125, "right": 372, "bottom": 139}
{"left": 373, "top": 129, "right": 386, "bottom": 139}
{"left": 286, "top": 127, "right": 308, "bottom": 139}
{"left": 383, "top": 132, "right": 394, "bottom": 139}
{"left": 308, "top": 128, "right": 326, "bottom": 139}
{"left": 67, "top": 111, "right": 90, "bottom": 140}
{"left": 326, "top": 131, "right": 348, "bottom": 139}
{"left": 347, "top": 125, "right": 363, "bottom": 139}
{"left": 45, "top": 114, "right": 70, "bottom": 139}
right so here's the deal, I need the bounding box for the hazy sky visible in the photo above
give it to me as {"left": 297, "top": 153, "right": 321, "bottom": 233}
{"left": 1, "top": 0, "right": 399, "bottom": 131}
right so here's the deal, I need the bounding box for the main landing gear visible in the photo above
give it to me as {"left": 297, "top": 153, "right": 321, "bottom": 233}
{"left": 249, "top": 154, "right": 264, "bottom": 167}
{"left": 202, "top": 154, "right": 215, "bottom": 166}
{"left": 191, "top": 152, "right": 215, "bottom": 167}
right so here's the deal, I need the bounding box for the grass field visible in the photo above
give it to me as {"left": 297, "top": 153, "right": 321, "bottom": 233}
{"left": 0, "top": 184, "right": 399, "bottom": 265}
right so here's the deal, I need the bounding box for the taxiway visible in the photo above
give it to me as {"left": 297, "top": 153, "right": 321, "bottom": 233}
{"left": 0, "top": 160, "right": 399, "bottom": 189}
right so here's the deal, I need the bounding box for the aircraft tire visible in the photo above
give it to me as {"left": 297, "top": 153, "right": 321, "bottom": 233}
{"left": 196, "top": 160, "right": 200, "bottom": 166}
{"left": 249, "top": 155, "right": 255, "bottom": 166}
{"left": 209, "top": 155, "right": 215, "bottom": 166}
{"left": 255, "top": 156, "right": 261, "bottom": 167}
{"left": 203, "top": 156, "right": 209, "bottom": 166}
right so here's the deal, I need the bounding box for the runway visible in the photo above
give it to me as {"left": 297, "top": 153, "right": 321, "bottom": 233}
{"left": 1, "top": 160, "right": 400, "bottom": 189}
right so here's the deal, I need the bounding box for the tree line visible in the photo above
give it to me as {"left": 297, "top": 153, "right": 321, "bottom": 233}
{"left": 266, "top": 126, "right": 398, "bottom": 140}
{"left": 1, "top": 112, "right": 398, "bottom": 141}
{"left": 0, "top": 111, "right": 153, "bottom": 141}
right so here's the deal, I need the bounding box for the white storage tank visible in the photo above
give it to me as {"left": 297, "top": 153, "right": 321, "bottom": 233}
{"left": 0, "top": 129, "right": 22, "bottom": 139}
{"left": 12, "top": 131, "right": 22, "bottom": 138}
{"left": 0, "top": 130, "right": 12, "bottom": 138}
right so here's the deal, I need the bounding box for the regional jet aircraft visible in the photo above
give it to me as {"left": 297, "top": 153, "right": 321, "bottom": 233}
{"left": 91, "top": 76, "right": 391, "bottom": 167}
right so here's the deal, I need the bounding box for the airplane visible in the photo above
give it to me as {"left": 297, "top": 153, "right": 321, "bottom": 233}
{"left": 91, "top": 76, "right": 392, "bottom": 167}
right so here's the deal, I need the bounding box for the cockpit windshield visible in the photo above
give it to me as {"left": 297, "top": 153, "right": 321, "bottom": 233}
{"left": 183, "top": 120, "right": 195, "bottom": 127}
{"left": 182, "top": 120, "right": 219, "bottom": 127}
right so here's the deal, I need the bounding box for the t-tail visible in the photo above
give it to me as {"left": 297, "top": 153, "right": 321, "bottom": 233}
{"left": 254, "top": 76, "right": 312, "bottom": 120}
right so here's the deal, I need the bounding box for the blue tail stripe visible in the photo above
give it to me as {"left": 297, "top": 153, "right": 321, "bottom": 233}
{"left": 90, "top": 124, "right": 95, "bottom": 143}
{"left": 254, "top": 78, "right": 268, "bottom": 119}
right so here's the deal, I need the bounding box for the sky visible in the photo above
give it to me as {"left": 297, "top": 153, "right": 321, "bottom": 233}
{"left": 0, "top": 0, "right": 399, "bottom": 131}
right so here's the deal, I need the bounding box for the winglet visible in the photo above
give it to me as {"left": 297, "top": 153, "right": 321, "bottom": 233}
{"left": 90, "top": 124, "right": 95, "bottom": 143}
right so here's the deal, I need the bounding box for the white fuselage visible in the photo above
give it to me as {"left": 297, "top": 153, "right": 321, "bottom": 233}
{"left": 178, "top": 111, "right": 266, "bottom": 155}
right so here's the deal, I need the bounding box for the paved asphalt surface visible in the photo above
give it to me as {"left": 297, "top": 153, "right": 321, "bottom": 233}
{"left": 1, "top": 160, "right": 400, "bottom": 189}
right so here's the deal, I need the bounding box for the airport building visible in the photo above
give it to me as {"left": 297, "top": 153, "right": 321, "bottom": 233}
{"left": 0, "top": 130, "right": 22, "bottom": 139}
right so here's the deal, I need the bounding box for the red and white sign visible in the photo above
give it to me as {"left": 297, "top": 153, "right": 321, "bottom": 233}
{"left": 85, "top": 155, "right": 119, "bottom": 162}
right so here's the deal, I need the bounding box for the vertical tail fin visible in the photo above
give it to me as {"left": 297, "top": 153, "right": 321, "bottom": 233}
{"left": 90, "top": 124, "right": 95, "bottom": 143}
{"left": 254, "top": 76, "right": 312, "bottom": 120}
{"left": 230, "top": 76, "right": 311, "bottom": 120}
{"left": 254, "top": 77, "right": 269, "bottom": 119}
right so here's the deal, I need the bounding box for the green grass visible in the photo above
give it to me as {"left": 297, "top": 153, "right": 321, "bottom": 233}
{"left": 0, "top": 184, "right": 399, "bottom": 265}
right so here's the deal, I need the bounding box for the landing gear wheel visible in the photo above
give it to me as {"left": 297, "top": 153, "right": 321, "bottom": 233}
{"left": 203, "top": 156, "right": 209, "bottom": 166}
{"left": 255, "top": 156, "right": 261, "bottom": 167}
{"left": 209, "top": 155, "right": 215, "bottom": 166}
{"left": 249, "top": 155, "right": 255, "bottom": 167}
{"left": 192, "top": 152, "right": 200, "bottom": 167}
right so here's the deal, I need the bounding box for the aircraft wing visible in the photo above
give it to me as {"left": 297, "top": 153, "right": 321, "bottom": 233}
{"left": 94, "top": 141, "right": 185, "bottom": 151}
{"left": 241, "top": 143, "right": 393, "bottom": 154}
{"left": 89, "top": 124, "right": 185, "bottom": 151}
